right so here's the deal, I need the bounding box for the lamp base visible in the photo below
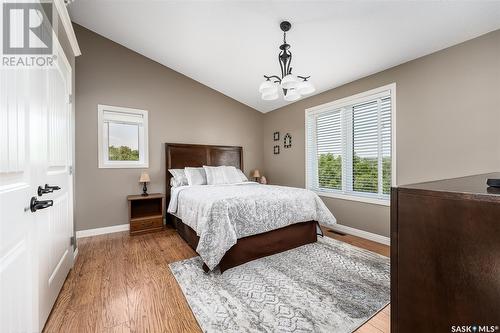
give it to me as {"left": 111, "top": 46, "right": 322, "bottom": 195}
{"left": 142, "top": 182, "right": 148, "bottom": 196}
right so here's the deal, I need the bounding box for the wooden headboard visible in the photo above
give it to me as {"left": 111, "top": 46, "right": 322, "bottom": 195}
{"left": 165, "top": 143, "right": 243, "bottom": 197}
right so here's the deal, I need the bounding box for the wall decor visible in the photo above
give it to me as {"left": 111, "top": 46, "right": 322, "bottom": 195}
{"left": 273, "top": 145, "right": 280, "bottom": 155}
{"left": 273, "top": 131, "right": 280, "bottom": 141}
{"left": 284, "top": 133, "right": 292, "bottom": 148}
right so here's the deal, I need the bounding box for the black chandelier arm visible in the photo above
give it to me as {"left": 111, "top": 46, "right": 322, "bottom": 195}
{"left": 278, "top": 51, "right": 285, "bottom": 78}
{"left": 287, "top": 53, "right": 292, "bottom": 75}
{"left": 263, "top": 75, "right": 282, "bottom": 83}
{"left": 297, "top": 75, "right": 311, "bottom": 81}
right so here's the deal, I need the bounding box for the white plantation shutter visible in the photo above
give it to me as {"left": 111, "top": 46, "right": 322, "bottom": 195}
{"left": 380, "top": 97, "right": 392, "bottom": 195}
{"left": 316, "top": 110, "right": 342, "bottom": 190}
{"left": 353, "top": 100, "right": 379, "bottom": 193}
{"left": 306, "top": 86, "right": 393, "bottom": 202}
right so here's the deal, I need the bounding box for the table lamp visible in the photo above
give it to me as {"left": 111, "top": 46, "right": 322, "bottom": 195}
{"left": 139, "top": 172, "right": 150, "bottom": 196}
{"left": 251, "top": 169, "right": 261, "bottom": 182}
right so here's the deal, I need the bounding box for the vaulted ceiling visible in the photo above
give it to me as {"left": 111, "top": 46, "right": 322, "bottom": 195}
{"left": 69, "top": 1, "right": 500, "bottom": 113}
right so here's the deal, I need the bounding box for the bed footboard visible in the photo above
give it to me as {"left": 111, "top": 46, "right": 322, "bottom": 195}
{"left": 171, "top": 215, "right": 318, "bottom": 273}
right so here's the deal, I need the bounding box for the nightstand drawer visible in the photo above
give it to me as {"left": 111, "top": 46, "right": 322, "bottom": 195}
{"left": 130, "top": 217, "right": 163, "bottom": 232}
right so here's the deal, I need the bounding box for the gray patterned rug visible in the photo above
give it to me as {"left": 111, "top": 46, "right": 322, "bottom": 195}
{"left": 169, "top": 236, "right": 390, "bottom": 333}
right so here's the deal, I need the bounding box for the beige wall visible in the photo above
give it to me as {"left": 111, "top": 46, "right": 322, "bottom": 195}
{"left": 263, "top": 30, "right": 500, "bottom": 237}
{"left": 73, "top": 25, "right": 264, "bottom": 231}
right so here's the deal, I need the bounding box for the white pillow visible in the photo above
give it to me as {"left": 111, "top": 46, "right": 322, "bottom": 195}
{"left": 236, "top": 168, "right": 248, "bottom": 182}
{"left": 170, "top": 177, "right": 184, "bottom": 188}
{"left": 203, "top": 166, "right": 246, "bottom": 185}
{"left": 203, "top": 166, "right": 227, "bottom": 185}
{"left": 224, "top": 166, "right": 244, "bottom": 184}
{"left": 168, "top": 169, "right": 188, "bottom": 186}
{"left": 185, "top": 167, "right": 207, "bottom": 186}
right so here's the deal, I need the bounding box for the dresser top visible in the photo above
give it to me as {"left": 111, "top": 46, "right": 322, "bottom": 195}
{"left": 398, "top": 173, "right": 500, "bottom": 200}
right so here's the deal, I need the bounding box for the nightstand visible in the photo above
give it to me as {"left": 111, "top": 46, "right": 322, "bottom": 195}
{"left": 127, "top": 193, "right": 165, "bottom": 235}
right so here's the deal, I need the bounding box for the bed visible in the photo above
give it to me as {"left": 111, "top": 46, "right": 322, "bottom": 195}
{"left": 165, "top": 143, "right": 336, "bottom": 273}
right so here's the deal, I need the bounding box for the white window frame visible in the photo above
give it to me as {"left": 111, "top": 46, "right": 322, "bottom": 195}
{"left": 305, "top": 83, "right": 396, "bottom": 206}
{"left": 97, "top": 104, "right": 149, "bottom": 169}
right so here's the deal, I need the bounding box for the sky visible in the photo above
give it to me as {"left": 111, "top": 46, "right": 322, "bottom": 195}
{"left": 108, "top": 122, "right": 139, "bottom": 150}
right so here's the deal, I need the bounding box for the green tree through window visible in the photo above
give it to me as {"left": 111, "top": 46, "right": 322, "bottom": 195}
{"left": 108, "top": 145, "right": 139, "bottom": 161}
{"left": 318, "top": 154, "right": 391, "bottom": 195}
{"left": 318, "top": 153, "right": 342, "bottom": 190}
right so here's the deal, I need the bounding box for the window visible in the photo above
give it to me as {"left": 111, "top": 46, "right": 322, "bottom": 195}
{"left": 306, "top": 84, "right": 395, "bottom": 205}
{"left": 98, "top": 105, "right": 149, "bottom": 168}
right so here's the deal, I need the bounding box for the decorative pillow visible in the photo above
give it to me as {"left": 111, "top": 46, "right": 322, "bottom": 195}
{"left": 185, "top": 167, "right": 207, "bottom": 186}
{"left": 203, "top": 166, "right": 227, "bottom": 185}
{"left": 170, "top": 177, "right": 184, "bottom": 188}
{"left": 236, "top": 168, "right": 248, "bottom": 182}
{"left": 168, "top": 168, "right": 188, "bottom": 186}
{"left": 224, "top": 166, "right": 244, "bottom": 184}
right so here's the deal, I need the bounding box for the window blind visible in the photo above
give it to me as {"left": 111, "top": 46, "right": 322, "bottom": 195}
{"left": 103, "top": 110, "right": 144, "bottom": 124}
{"left": 306, "top": 89, "right": 392, "bottom": 201}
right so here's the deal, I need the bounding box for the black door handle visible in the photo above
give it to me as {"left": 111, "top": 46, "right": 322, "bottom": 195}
{"left": 30, "top": 197, "right": 53, "bottom": 212}
{"left": 38, "top": 185, "right": 53, "bottom": 196}
{"left": 45, "top": 184, "right": 61, "bottom": 191}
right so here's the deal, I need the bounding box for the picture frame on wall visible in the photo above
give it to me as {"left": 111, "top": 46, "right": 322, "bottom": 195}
{"left": 284, "top": 133, "right": 292, "bottom": 148}
{"left": 273, "top": 145, "right": 280, "bottom": 154}
{"left": 273, "top": 132, "right": 280, "bottom": 141}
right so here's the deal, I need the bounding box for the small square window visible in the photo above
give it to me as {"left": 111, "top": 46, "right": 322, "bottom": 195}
{"left": 98, "top": 105, "right": 149, "bottom": 168}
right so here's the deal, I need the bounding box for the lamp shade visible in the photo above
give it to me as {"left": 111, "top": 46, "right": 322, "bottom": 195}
{"left": 262, "top": 91, "right": 279, "bottom": 100}
{"left": 296, "top": 80, "right": 315, "bottom": 95}
{"left": 259, "top": 80, "right": 277, "bottom": 94}
{"left": 284, "top": 89, "right": 301, "bottom": 102}
{"left": 281, "top": 74, "right": 299, "bottom": 89}
{"left": 139, "top": 172, "right": 150, "bottom": 183}
{"left": 251, "top": 169, "right": 261, "bottom": 178}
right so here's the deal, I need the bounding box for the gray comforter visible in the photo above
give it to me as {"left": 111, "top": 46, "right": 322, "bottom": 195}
{"left": 168, "top": 182, "right": 336, "bottom": 270}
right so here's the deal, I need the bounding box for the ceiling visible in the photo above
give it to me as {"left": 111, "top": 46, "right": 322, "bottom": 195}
{"left": 68, "top": 1, "right": 500, "bottom": 113}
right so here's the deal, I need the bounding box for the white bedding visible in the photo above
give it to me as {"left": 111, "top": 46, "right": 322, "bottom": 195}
{"left": 168, "top": 182, "right": 336, "bottom": 270}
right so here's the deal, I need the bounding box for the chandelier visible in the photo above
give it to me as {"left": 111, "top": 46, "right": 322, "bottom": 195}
{"left": 259, "top": 21, "right": 315, "bottom": 102}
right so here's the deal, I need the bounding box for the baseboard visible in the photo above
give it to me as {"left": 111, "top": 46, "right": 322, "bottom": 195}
{"left": 328, "top": 224, "right": 390, "bottom": 246}
{"left": 76, "top": 223, "right": 129, "bottom": 238}
{"left": 73, "top": 248, "right": 79, "bottom": 260}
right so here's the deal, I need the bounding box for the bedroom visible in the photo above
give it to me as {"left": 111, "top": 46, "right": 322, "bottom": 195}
{"left": 1, "top": 1, "right": 499, "bottom": 332}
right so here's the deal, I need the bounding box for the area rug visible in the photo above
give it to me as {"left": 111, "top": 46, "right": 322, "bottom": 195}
{"left": 169, "top": 236, "right": 390, "bottom": 333}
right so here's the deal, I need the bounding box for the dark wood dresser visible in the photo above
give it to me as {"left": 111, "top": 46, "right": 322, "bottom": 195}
{"left": 391, "top": 173, "right": 500, "bottom": 332}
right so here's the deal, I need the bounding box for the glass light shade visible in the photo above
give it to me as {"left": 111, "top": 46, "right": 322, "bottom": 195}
{"left": 259, "top": 80, "right": 277, "bottom": 94}
{"left": 281, "top": 74, "right": 299, "bottom": 89}
{"left": 296, "top": 80, "right": 316, "bottom": 95}
{"left": 261, "top": 91, "right": 279, "bottom": 100}
{"left": 284, "top": 89, "right": 301, "bottom": 102}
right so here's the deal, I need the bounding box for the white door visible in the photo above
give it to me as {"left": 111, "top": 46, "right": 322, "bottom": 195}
{"left": 0, "top": 13, "right": 74, "bottom": 333}
{"left": 0, "top": 66, "right": 37, "bottom": 333}
{"left": 36, "top": 38, "right": 74, "bottom": 330}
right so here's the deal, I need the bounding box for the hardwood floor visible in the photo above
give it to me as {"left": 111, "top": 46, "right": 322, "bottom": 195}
{"left": 43, "top": 226, "right": 390, "bottom": 333}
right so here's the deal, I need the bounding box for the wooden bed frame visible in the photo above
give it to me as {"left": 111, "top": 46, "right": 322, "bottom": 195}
{"left": 165, "top": 143, "right": 318, "bottom": 273}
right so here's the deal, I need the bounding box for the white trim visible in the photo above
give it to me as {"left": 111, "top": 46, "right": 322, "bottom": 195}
{"left": 53, "top": 0, "right": 81, "bottom": 56}
{"left": 73, "top": 248, "right": 78, "bottom": 260}
{"left": 305, "top": 83, "right": 397, "bottom": 204}
{"left": 328, "top": 224, "right": 390, "bottom": 246}
{"left": 316, "top": 190, "right": 390, "bottom": 206}
{"left": 97, "top": 104, "right": 149, "bottom": 169}
{"left": 76, "top": 224, "right": 129, "bottom": 238}
{"left": 305, "top": 84, "right": 394, "bottom": 115}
